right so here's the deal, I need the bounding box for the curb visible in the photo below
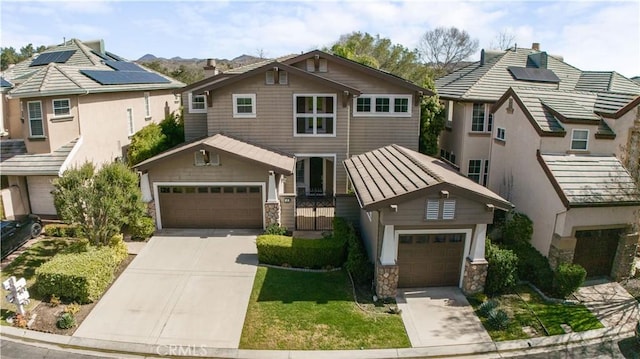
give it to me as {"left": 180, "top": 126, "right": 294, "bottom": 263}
{"left": 0, "top": 324, "right": 635, "bottom": 358}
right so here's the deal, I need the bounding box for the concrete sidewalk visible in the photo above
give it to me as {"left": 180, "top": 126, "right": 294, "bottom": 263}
{"left": 73, "top": 230, "right": 259, "bottom": 348}
{"left": 574, "top": 279, "right": 639, "bottom": 331}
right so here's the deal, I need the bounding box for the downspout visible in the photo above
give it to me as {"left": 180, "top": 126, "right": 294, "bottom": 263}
{"left": 346, "top": 94, "right": 352, "bottom": 193}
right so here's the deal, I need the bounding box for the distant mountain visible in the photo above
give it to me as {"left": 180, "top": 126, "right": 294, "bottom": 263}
{"left": 138, "top": 54, "right": 157, "bottom": 62}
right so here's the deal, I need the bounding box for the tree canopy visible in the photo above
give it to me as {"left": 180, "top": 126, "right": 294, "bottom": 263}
{"left": 142, "top": 61, "right": 204, "bottom": 85}
{"left": 1, "top": 44, "right": 47, "bottom": 70}
{"left": 127, "top": 111, "right": 184, "bottom": 166}
{"left": 418, "top": 27, "right": 479, "bottom": 74}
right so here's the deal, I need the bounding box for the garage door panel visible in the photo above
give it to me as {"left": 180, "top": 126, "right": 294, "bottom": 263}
{"left": 573, "top": 229, "right": 622, "bottom": 278}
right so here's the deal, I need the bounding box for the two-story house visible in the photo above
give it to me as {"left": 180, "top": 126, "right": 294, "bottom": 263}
{"left": 0, "top": 39, "right": 184, "bottom": 219}
{"left": 134, "top": 50, "right": 513, "bottom": 297}
{"left": 489, "top": 87, "right": 640, "bottom": 280}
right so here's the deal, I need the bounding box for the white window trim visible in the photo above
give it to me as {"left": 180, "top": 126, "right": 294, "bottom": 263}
{"left": 293, "top": 94, "right": 337, "bottom": 137}
{"left": 188, "top": 93, "right": 207, "bottom": 113}
{"left": 426, "top": 200, "right": 440, "bottom": 220}
{"left": 570, "top": 129, "right": 589, "bottom": 151}
{"left": 27, "top": 100, "right": 45, "bottom": 137}
{"left": 442, "top": 199, "right": 456, "bottom": 220}
{"left": 144, "top": 92, "right": 151, "bottom": 119}
{"left": 51, "top": 98, "right": 71, "bottom": 118}
{"left": 496, "top": 127, "right": 506, "bottom": 141}
{"left": 468, "top": 159, "right": 489, "bottom": 185}
{"left": 126, "top": 108, "right": 134, "bottom": 136}
{"left": 471, "top": 103, "right": 492, "bottom": 132}
{"left": 232, "top": 94, "right": 257, "bottom": 118}
{"left": 445, "top": 100, "right": 453, "bottom": 128}
{"left": 353, "top": 94, "right": 412, "bottom": 117}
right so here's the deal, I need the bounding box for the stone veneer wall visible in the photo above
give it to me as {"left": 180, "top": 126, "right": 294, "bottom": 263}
{"left": 375, "top": 260, "right": 399, "bottom": 299}
{"left": 548, "top": 241, "right": 575, "bottom": 269}
{"left": 147, "top": 201, "right": 157, "bottom": 226}
{"left": 461, "top": 258, "right": 488, "bottom": 295}
{"left": 611, "top": 231, "right": 639, "bottom": 280}
{"left": 264, "top": 202, "right": 281, "bottom": 227}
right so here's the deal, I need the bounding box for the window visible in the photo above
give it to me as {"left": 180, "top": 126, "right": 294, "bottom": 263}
{"left": 126, "top": 108, "right": 134, "bottom": 135}
{"left": 52, "top": 99, "right": 70, "bottom": 117}
{"left": 353, "top": 95, "right": 411, "bottom": 117}
{"left": 232, "top": 94, "right": 256, "bottom": 118}
{"left": 468, "top": 159, "right": 489, "bottom": 185}
{"left": 445, "top": 100, "right": 453, "bottom": 128}
{"left": 296, "top": 160, "right": 305, "bottom": 185}
{"left": 27, "top": 101, "right": 44, "bottom": 137}
{"left": 188, "top": 93, "right": 206, "bottom": 113}
{"left": 571, "top": 129, "right": 589, "bottom": 151}
{"left": 496, "top": 127, "right": 506, "bottom": 141}
{"left": 194, "top": 150, "right": 220, "bottom": 166}
{"left": 426, "top": 200, "right": 439, "bottom": 220}
{"left": 144, "top": 92, "right": 151, "bottom": 118}
{"left": 294, "top": 94, "right": 336, "bottom": 136}
{"left": 471, "top": 103, "right": 492, "bottom": 132}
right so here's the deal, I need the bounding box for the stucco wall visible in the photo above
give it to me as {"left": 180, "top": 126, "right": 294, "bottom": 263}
{"left": 559, "top": 206, "right": 638, "bottom": 237}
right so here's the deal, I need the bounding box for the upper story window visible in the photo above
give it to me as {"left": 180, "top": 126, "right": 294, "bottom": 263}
{"left": 266, "top": 69, "right": 288, "bottom": 85}
{"left": 232, "top": 94, "right": 256, "bottom": 118}
{"left": 496, "top": 127, "right": 506, "bottom": 141}
{"left": 471, "top": 103, "right": 492, "bottom": 132}
{"left": 188, "top": 93, "right": 206, "bottom": 113}
{"left": 52, "top": 99, "right": 70, "bottom": 117}
{"left": 445, "top": 100, "right": 454, "bottom": 128}
{"left": 571, "top": 129, "right": 589, "bottom": 151}
{"left": 144, "top": 92, "right": 151, "bottom": 119}
{"left": 27, "top": 101, "right": 44, "bottom": 137}
{"left": 126, "top": 108, "right": 134, "bottom": 136}
{"left": 468, "top": 159, "right": 489, "bottom": 186}
{"left": 294, "top": 94, "right": 336, "bottom": 136}
{"left": 353, "top": 95, "right": 411, "bottom": 117}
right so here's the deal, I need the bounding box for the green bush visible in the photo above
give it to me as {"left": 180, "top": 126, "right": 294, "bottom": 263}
{"left": 334, "top": 217, "right": 373, "bottom": 285}
{"left": 264, "top": 223, "right": 288, "bottom": 236}
{"left": 509, "top": 242, "right": 554, "bottom": 293}
{"left": 502, "top": 212, "right": 533, "bottom": 246}
{"left": 487, "top": 308, "right": 510, "bottom": 330}
{"left": 553, "top": 263, "right": 586, "bottom": 298}
{"left": 43, "top": 224, "right": 84, "bottom": 238}
{"left": 35, "top": 241, "right": 126, "bottom": 304}
{"left": 478, "top": 299, "right": 499, "bottom": 317}
{"left": 256, "top": 234, "right": 346, "bottom": 269}
{"left": 129, "top": 216, "right": 155, "bottom": 240}
{"left": 56, "top": 312, "right": 76, "bottom": 329}
{"left": 61, "top": 238, "right": 90, "bottom": 254}
{"left": 485, "top": 239, "right": 518, "bottom": 296}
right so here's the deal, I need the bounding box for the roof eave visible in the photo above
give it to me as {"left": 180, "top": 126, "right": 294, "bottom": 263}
{"left": 569, "top": 201, "right": 640, "bottom": 208}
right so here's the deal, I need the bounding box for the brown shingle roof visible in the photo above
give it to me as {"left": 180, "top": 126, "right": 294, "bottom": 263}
{"left": 344, "top": 144, "right": 512, "bottom": 210}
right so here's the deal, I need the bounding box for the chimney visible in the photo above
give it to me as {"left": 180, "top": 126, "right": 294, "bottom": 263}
{"left": 480, "top": 49, "right": 485, "bottom": 66}
{"left": 532, "top": 42, "right": 540, "bottom": 51}
{"left": 204, "top": 59, "right": 218, "bottom": 78}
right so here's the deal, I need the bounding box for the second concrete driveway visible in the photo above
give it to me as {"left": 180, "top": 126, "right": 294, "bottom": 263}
{"left": 74, "top": 229, "right": 258, "bottom": 348}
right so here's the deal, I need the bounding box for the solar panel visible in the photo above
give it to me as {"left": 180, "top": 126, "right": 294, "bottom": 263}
{"left": 30, "top": 50, "right": 76, "bottom": 66}
{"left": 81, "top": 70, "right": 171, "bottom": 85}
{"left": 105, "top": 51, "right": 124, "bottom": 61}
{"left": 507, "top": 66, "right": 560, "bottom": 83}
{"left": 104, "top": 61, "right": 144, "bottom": 72}
{"left": 0, "top": 77, "right": 12, "bottom": 88}
{"left": 91, "top": 50, "right": 110, "bottom": 61}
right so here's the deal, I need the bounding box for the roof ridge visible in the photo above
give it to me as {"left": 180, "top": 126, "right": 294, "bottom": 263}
{"left": 391, "top": 144, "right": 443, "bottom": 182}
{"left": 73, "top": 39, "right": 100, "bottom": 66}
{"left": 51, "top": 63, "right": 85, "bottom": 90}
{"left": 460, "top": 50, "right": 509, "bottom": 98}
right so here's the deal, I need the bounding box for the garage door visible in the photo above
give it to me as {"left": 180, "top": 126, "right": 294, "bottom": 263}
{"left": 573, "top": 228, "right": 622, "bottom": 278}
{"left": 158, "top": 185, "right": 263, "bottom": 229}
{"left": 397, "top": 232, "right": 465, "bottom": 287}
{"left": 27, "top": 176, "right": 58, "bottom": 215}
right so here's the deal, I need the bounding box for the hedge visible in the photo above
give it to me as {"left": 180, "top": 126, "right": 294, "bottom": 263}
{"left": 256, "top": 234, "right": 346, "bottom": 269}
{"left": 553, "top": 263, "right": 586, "bottom": 298}
{"left": 485, "top": 239, "right": 518, "bottom": 296}
{"left": 334, "top": 217, "right": 373, "bottom": 285}
{"left": 508, "top": 242, "right": 554, "bottom": 293}
{"left": 35, "top": 235, "right": 128, "bottom": 303}
{"left": 43, "top": 224, "right": 84, "bottom": 238}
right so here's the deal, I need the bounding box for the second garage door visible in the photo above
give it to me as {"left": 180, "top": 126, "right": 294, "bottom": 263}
{"left": 397, "top": 232, "right": 465, "bottom": 287}
{"left": 573, "top": 228, "right": 622, "bottom": 278}
{"left": 158, "top": 185, "right": 263, "bottom": 229}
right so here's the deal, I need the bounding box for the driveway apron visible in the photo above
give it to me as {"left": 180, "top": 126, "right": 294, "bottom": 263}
{"left": 74, "top": 229, "right": 259, "bottom": 349}
{"left": 397, "top": 287, "right": 491, "bottom": 347}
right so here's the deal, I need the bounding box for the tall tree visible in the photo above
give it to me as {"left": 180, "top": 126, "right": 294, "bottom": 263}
{"left": 418, "top": 27, "right": 479, "bottom": 74}
{"left": 1, "top": 43, "right": 47, "bottom": 70}
{"left": 490, "top": 30, "right": 517, "bottom": 50}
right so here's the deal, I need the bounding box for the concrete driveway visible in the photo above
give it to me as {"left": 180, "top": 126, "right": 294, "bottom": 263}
{"left": 396, "top": 287, "right": 491, "bottom": 347}
{"left": 74, "top": 229, "right": 258, "bottom": 348}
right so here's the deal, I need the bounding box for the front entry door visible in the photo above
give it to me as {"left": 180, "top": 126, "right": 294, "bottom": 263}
{"left": 309, "top": 157, "right": 323, "bottom": 195}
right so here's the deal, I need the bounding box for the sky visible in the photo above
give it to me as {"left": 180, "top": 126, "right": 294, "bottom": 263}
{"left": 1, "top": 0, "right": 639, "bottom": 78}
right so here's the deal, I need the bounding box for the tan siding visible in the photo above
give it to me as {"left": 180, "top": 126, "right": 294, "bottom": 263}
{"left": 335, "top": 194, "right": 360, "bottom": 226}
{"left": 183, "top": 92, "right": 208, "bottom": 141}
{"left": 280, "top": 194, "right": 295, "bottom": 229}
{"left": 380, "top": 195, "right": 493, "bottom": 226}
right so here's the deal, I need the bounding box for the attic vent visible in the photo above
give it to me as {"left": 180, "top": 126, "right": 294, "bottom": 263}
{"left": 508, "top": 66, "right": 559, "bottom": 83}
{"left": 306, "top": 57, "right": 328, "bottom": 72}
{"left": 426, "top": 200, "right": 439, "bottom": 220}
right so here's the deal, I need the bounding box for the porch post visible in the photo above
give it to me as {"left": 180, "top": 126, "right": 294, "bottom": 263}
{"left": 469, "top": 223, "right": 487, "bottom": 262}
{"left": 267, "top": 171, "right": 278, "bottom": 203}
{"left": 140, "top": 173, "right": 152, "bottom": 202}
{"left": 462, "top": 223, "right": 488, "bottom": 295}
{"left": 379, "top": 225, "right": 396, "bottom": 265}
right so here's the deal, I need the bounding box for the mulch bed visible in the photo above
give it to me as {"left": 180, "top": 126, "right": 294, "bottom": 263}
{"left": 27, "top": 254, "right": 135, "bottom": 335}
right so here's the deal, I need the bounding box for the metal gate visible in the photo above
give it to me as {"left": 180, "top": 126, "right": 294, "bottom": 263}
{"left": 296, "top": 196, "right": 335, "bottom": 230}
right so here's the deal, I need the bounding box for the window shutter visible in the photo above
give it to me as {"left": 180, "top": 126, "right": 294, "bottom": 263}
{"left": 426, "top": 200, "right": 439, "bottom": 220}
{"left": 306, "top": 59, "right": 315, "bottom": 72}
{"left": 318, "top": 59, "right": 328, "bottom": 72}
{"left": 278, "top": 71, "right": 288, "bottom": 84}
{"left": 265, "top": 71, "right": 275, "bottom": 85}
{"left": 442, "top": 200, "right": 456, "bottom": 219}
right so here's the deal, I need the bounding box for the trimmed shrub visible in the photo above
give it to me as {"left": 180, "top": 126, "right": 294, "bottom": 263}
{"left": 335, "top": 217, "right": 373, "bottom": 285}
{"left": 44, "top": 224, "right": 84, "bottom": 238}
{"left": 62, "top": 238, "right": 90, "bottom": 254}
{"left": 256, "top": 234, "right": 346, "bottom": 269}
{"left": 502, "top": 212, "right": 534, "bottom": 246}
{"left": 264, "top": 223, "right": 288, "bottom": 236}
{"left": 509, "top": 242, "right": 554, "bottom": 293}
{"left": 35, "top": 241, "right": 126, "bottom": 304}
{"left": 56, "top": 312, "right": 76, "bottom": 329}
{"left": 553, "top": 263, "right": 586, "bottom": 298}
{"left": 485, "top": 239, "right": 518, "bottom": 296}
{"left": 487, "top": 308, "right": 510, "bottom": 330}
{"left": 129, "top": 216, "right": 155, "bottom": 241}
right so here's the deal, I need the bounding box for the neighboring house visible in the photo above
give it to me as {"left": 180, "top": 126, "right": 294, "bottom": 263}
{"left": 489, "top": 87, "right": 640, "bottom": 280}
{"left": 134, "top": 50, "right": 432, "bottom": 231}
{"left": 0, "top": 39, "right": 184, "bottom": 219}
{"left": 344, "top": 144, "right": 512, "bottom": 297}
{"left": 435, "top": 43, "right": 640, "bottom": 183}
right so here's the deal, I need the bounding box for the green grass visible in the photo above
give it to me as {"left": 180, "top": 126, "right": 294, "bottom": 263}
{"left": 240, "top": 266, "right": 410, "bottom": 350}
{"left": 468, "top": 285, "right": 603, "bottom": 341}
{"left": 1, "top": 238, "right": 74, "bottom": 324}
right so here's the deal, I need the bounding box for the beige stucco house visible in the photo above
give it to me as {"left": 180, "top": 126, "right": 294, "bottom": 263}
{"left": 0, "top": 39, "right": 184, "bottom": 218}
{"left": 489, "top": 87, "right": 640, "bottom": 279}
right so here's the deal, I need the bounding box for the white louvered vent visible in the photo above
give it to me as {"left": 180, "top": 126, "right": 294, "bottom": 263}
{"left": 442, "top": 199, "right": 456, "bottom": 219}
{"left": 426, "top": 200, "right": 439, "bottom": 220}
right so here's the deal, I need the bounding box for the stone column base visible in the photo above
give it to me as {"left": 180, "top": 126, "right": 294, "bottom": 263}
{"left": 146, "top": 201, "right": 157, "bottom": 226}
{"left": 548, "top": 235, "right": 576, "bottom": 270}
{"left": 611, "top": 231, "right": 639, "bottom": 281}
{"left": 461, "top": 258, "right": 488, "bottom": 295}
{"left": 375, "top": 260, "right": 399, "bottom": 299}
{"left": 264, "top": 202, "right": 281, "bottom": 227}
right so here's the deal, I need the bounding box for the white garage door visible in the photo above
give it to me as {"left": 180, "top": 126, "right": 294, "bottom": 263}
{"left": 27, "top": 176, "right": 57, "bottom": 215}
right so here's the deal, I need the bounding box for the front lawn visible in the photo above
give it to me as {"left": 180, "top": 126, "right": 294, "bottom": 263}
{"left": 240, "top": 266, "right": 410, "bottom": 350}
{"left": 468, "top": 285, "right": 603, "bottom": 341}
